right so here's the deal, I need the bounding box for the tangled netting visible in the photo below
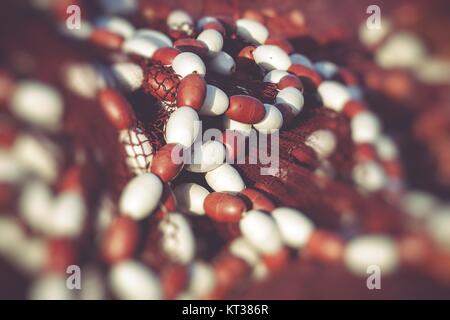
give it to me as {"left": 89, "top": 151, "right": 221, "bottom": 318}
{"left": 1, "top": 0, "right": 450, "bottom": 300}
{"left": 137, "top": 41, "right": 398, "bottom": 234}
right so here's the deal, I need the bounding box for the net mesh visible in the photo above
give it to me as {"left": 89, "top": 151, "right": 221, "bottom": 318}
{"left": 3, "top": 0, "right": 445, "bottom": 300}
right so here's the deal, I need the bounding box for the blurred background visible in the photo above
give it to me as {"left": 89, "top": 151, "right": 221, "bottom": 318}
{"left": 0, "top": 0, "right": 449, "bottom": 299}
